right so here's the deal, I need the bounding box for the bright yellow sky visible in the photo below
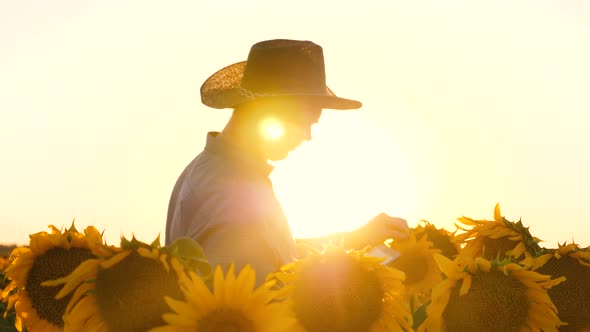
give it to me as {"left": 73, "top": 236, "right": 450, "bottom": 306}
{"left": 1, "top": 1, "right": 589, "bottom": 248}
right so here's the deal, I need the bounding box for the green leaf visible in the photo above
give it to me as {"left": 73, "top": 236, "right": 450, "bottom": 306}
{"left": 67, "top": 219, "right": 78, "bottom": 233}
{"left": 412, "top": 300, "right": 430, "bottom": 330}
{"left": 166, "top": 237, "right": 211, "bottom": 279}
{"left": 120, "top": 235, "right": 159, "bottom": 250}
{"left": 150, "top": 234, "right": 161, "bottom": 248}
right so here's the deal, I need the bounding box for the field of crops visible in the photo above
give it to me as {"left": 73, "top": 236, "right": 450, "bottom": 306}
{"left": 1, "top": 205, "right": 589, "bottom": 332}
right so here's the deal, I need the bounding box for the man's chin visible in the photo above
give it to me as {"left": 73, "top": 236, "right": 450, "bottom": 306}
{"left": 266, "top": 150, "right": 290, "bottom": 162}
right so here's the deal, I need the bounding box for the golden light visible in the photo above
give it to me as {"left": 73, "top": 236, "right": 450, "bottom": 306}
{"left": 260, "top": 118, "right": 284, "bottom": 140}
{"left": 272, "top": 112, "right": 420, "bottom": 239}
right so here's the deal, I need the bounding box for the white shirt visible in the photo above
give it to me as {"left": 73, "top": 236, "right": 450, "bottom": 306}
{"left": 166, "top": 132, "right": 297, "bottom": 284}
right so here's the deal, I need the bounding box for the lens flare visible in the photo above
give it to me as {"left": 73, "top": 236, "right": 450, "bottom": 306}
{"left": 260, "top": 118, "right": 284, "bottom": 140}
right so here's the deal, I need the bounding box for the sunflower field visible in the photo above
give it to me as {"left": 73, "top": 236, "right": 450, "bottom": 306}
{"left": 1, "top": 204, "right": 589, "bottom": 332}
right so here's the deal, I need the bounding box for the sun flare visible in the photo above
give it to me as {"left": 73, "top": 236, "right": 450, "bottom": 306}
{"left": 260, "top": 118, "right": 284, "bottom": 140}
{"left": 271, "top": 113, "right": 418, "bottom": 240}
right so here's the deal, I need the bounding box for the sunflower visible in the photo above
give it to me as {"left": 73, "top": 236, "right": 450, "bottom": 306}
{"left": 523, "top": 242, "right": 590, "bottom": 332}
{"left": 46, "top": 236, "right": 209, "bottom": 332}
{"left": 414, "top": 220, "right": 460, "bottom": 260}
{"left": 0, "top": 255, "right": 10, "bottom": 271}
{"left": 1, "top": 224, "right": 105, "bottom": 332}
{"left": 418, "top": 254, "right": 565, "bottom": 332}
{"left": 1, "top": 255, "right": 18, "bottom": 331}
{"left": 454, "top": 204, "right": 542, "bottom": 261}
{"left": 1, "top": 255, "right": 11, "bottom": 290}
{"left": 389, "top": 233, "right": 442, "bottom": 298}
{"left": 270, "top": 245, "right": 412, "bottom": 332}
{"left": 150, "top": 264, "right": 293, "bottom": 332}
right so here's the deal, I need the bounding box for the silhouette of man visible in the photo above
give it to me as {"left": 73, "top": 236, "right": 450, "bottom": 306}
{"left": 165, "top": 39, "right": 409, "bottom": 284}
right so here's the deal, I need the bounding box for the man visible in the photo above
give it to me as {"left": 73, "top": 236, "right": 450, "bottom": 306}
{"left": 166, "top": 39, "right": 409, "bottom": 284}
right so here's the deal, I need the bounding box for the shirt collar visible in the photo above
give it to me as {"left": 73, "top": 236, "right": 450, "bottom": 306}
{"left": 204, "top": 132, "right": 274, "bottom": 177}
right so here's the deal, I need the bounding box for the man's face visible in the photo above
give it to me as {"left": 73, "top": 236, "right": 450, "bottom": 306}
{"left": 257, "top": 100, "right": 322, "bottom": 161}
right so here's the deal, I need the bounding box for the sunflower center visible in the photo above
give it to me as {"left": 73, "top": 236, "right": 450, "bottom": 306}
{"left": 537, "top": 255, "right": 590, "bottom": 331}
{"left": 421, "top": 229, "right": 458, "bottom": 259}
{"left": 95, "top": 251, "right": 184, "bottom": 332}
{"left": 25, "top": 247, "right": 94, "bottom": 327}
{"left": 443, "top": 270, "right": 528, "bottom": 332}
{"left": 480, "top": 236, "right": 520, "bottom": 260}
{"left": 198, "top": 309, "right": 255, "bottom": 332}
{"left": 293, "top": 255, "right": 384, "bottom": 332}
{"left": 391, "top": 253, "right": 429, "bottom": 285}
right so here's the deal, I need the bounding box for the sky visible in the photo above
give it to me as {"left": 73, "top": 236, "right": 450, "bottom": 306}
{"left": 1, "top": 1, "right": 589, "bottom": 248}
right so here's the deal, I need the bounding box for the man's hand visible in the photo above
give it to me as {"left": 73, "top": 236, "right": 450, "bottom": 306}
{"left": 296, "top": 213, "right": 410, "bottom": 251}
{"left": 352, "top": 213, "right": 410, "bottom": 248}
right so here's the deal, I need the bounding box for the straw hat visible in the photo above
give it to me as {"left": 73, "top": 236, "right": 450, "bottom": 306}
{"left": 200, "top": 39, "right": 362, "bottom": 110}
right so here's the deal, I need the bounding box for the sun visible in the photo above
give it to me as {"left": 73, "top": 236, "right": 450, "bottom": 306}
{"left": 260, "top": 118, "right": 284, "bottom": 140}
{"left": 271, "top": 112, "right": 418, "bottom": 240}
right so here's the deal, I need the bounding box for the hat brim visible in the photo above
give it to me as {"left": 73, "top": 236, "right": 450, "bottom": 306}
{"left": 200, "top": 62, "right": 362, "bottom": 110}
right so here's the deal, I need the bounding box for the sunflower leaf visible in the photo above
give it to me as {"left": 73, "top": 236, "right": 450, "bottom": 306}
{"left": 165, "top": 237, "right": 211, "bottom": 279}
{"left": 150, "top": 234, "right": 162, "bottom": 248}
